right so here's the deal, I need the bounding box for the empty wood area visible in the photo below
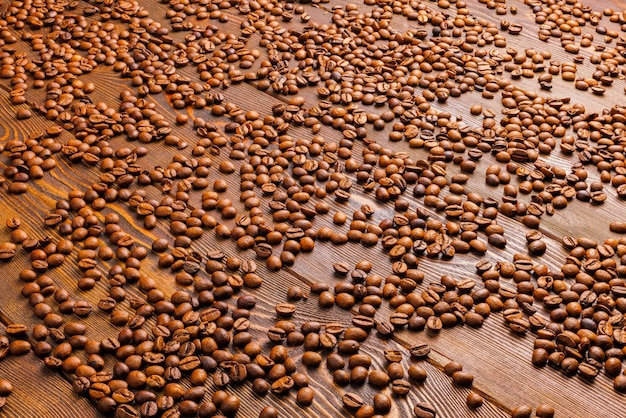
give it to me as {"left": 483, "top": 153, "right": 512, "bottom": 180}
{"left": 1, "top": 0, "right": 626, "bottom": 417}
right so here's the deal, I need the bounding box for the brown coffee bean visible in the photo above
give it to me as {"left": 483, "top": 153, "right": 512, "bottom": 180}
{"left": 342, "top": 392, "right": 364, "bottom": 409}
{"left": 413, "top": 402, "right": 437, "bottom": 418}
{"left": 9, "top": 340, "right": 31, "bottom": 355}
{"left": 0, "top": 243, "right": 17, "bottom": 260}
{"left": 408, "top": 365, "right": 428, "bottom": 383}
{"left": 535, "top": 405, "right": 555, "bottom": 418}
{"left": 220, "top": 395, "right": 240, "bottom": 416}
{"left": 614, "top": 375, "right": 626, "bottom": 393}
{"left": 368, "top": 370, "right": 390, "bottom": 388}
{"left": 0, "top": 380, "right": 12, "bottom": 397}
{"left": 610, "top": 222, "right": 626, "bottom": 233}
{"left": 452, "top": 371, "right": 474, "bottom": 386}
{"left": 528, "top": 240, "right": 546, "bottom": 255}
{"left": 466, "top": 392, "right": 483, "bottom": 409}
{"left": 390, "top": 379, "right": 411, "bottom": 395}
{"left": 443, "top": 361, "right": 462, "bottom": 377}
{"left": 409, "top": 343, "right": 431, "bottom": 359}
{"left": 426, "top": 316, "right": 443, "bottom": 332}
{"left": 16, "top": 108, "right": 32, "bottom": 120}
{"left": 259, "top": 406, "right": 278, "bottom": 418}
{"left": 296, "top": 387, "right": 315, "bottom": 406}
{"left": 302, "top": 351, "right": 322, "bottom": 368}
{"left": 511, "top": 405, "right": 533, "bottom": 418}
{"left": 271, "top": 376, "right": 294, "bottom": 394}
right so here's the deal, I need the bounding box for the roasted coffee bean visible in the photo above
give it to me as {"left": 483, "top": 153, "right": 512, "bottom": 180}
{"left": 342, "top": 392, "right": 364, "bottom": 409}
{"left": 426, "top": 316, "right": 443, "bottom": 332}
{"left": 384, "top": 350, "right": 403, "bottom": 363}
{"left": 511, "top": 405, "right": 533, "bottom": 418}
{"left": 0, "top": 380, "right": 12, "bottom": 397}
{"left": 452, "top": 371, "right": 474, "bottom": 387}
{"left": 466, "top": 392, "right": 483, "bottom": 409}
{"left": 610, "top": 222, "right": 626, "bottom": 233}
{"left": 0, "top": 243, "right": 16, "bottom": 261}
{"left": 535, "top": 405, "right": 555, "bottom": 418}
{"left": 333, "top": 263, "right": 350, "bottom": 276}
{"left": 302, "top": 351, "right": 322, "bottom": 368}
{"left": 390, "top": 379, "right": 411, "bottom": 395}
{"left": 368, "top": 370, "right": 390, "bottom": 388}
{"left": 5, "top": 324, "right": 27, "bottom": 337}
{"left": 413, "top": 402, "right": 437, "bottom": 418}
{"left": 220, "top": 395, "right": 240, "bottom": 416}
{"left": 271, "top": 376, "right": 294, "bottom": 394}
{"left": 252, "top": 379, "right": 270, "bottom": 396}
{"left": 614, "top": 375, "right": 626, "bottom": 393}
{"left": 259, "top": 406, "right": 278, "bottom": 418}
{"left": 408, "top": 365, "right": 428, "bottom": 383}
{"left": 443, "top": 361, "right": 462, "bottom": 377}
{"left": 409, "top": 343, "right": 431, "bottom": 359}
{"left": 296, "top": 387, "right": 315, "bottom": 406}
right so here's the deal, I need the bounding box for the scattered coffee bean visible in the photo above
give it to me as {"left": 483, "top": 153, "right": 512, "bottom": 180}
{"left": 0, "top": 380, "right": 12, "bottom": 397}
{"left": 466, "top": 392, "right": 483, "bottom": 409}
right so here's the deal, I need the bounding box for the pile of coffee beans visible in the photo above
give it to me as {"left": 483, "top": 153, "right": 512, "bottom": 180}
{"left": 1, "top": 0, "right": 626, "bottom": 416}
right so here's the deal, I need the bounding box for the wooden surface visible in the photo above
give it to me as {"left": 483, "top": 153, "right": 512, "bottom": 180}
{"left": 1, "top": 0, "right": 626, "bottom": 417}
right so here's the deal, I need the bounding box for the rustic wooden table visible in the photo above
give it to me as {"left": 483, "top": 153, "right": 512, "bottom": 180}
{"left": 1, "top": 0, "right": 626, "bottom": 416}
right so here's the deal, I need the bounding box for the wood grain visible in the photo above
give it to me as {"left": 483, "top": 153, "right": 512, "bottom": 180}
{"left": 0, "top": 0, "right": 626, "bottom": 417}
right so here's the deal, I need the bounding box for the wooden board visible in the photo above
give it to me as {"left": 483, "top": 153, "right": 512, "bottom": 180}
{"left": 0, "top": 0, "right": 626, "bottom": 416}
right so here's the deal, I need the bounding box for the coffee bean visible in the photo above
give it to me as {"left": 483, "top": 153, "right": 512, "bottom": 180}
{"left": 220, "top": 395, "right": 240, "bottom": 416}
{"left": 271, "top": 376, "right": 294, "bottom": 394}
{"left": 605, "top": 358, "right": 622, "bottom": 377}
{"left": 275, "top": 303, "right": 296, "bottom": 316}
{"left": 342, "top": 392, "right": 364, "bottom": 409}
{"left": 252, "top": 379, "right": 270, "bottom": 396}
{"left": 16, "top": 108, "right": 32, "bottom": 120}
{"left": 535, "top": 405, "right": 555, "bottom": 418}
{"left": 140, "top": 401, "right": 159, "bottom": 418}
{"left": 528, "top": 240, "right": 547, "bottom": 255}
{"left": 302, "top": 351, "right": 322, "bottom": 368}
{"left": 368, "top": 370, "right": 390, "bottom": 388}
{"left": 408, "top": 365, "right": 428, "bottom": 383}
{"left": 610, "top": 222, "right": 626, "bottom": 233}
{"left": 413, "top": 402, "right": 437, "bottom": 418}
{"left": 5, "top": 324, "right": 27, "bottom": 337}
{"left": 259, "top": 406, "right": 278, "bottom": 418}
{"left": 614, "top": 374, "right": 626, "bottom": 393}
{"left": 578, "top": 362, "right": 599, "bottom": 380}
{"left": 532, "top": 348, "right": 549, "bottom": 367}
{"left": 466, "top": 392, "right": 483, "bottom": 409}
{"left": 296, "top": 387, "right": 315, "bottom": 406}
{"left": 409, "top": 343, "right": 431, "bottom": 359}
{"left": 9, "top": 340, "right": 30, "bottom": 355}
{"left": 384, "top": 350, "right": 403, "bottom": 363}
{"left": 452, "top": 371, "right": 474, "bottom": 387}
{"left": 333, "top": 262, "right": 350, "bottom": 276}
{"left": 443, "top": 361, "right": 462, "bottom": 377}
{"left": 511, "top": 405, "right": 533, "bottom": 418}
{"left": 426, "top": 316, "right": 443, "bottom": 332}
{"left": 390, "top": 379, "right": 411, "bottom": 395}
{"left": 0, "top": 380, "right": 12, "bottom": 397}
{"left": 0, "top": 243, "right": 17, "bottom": 261}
